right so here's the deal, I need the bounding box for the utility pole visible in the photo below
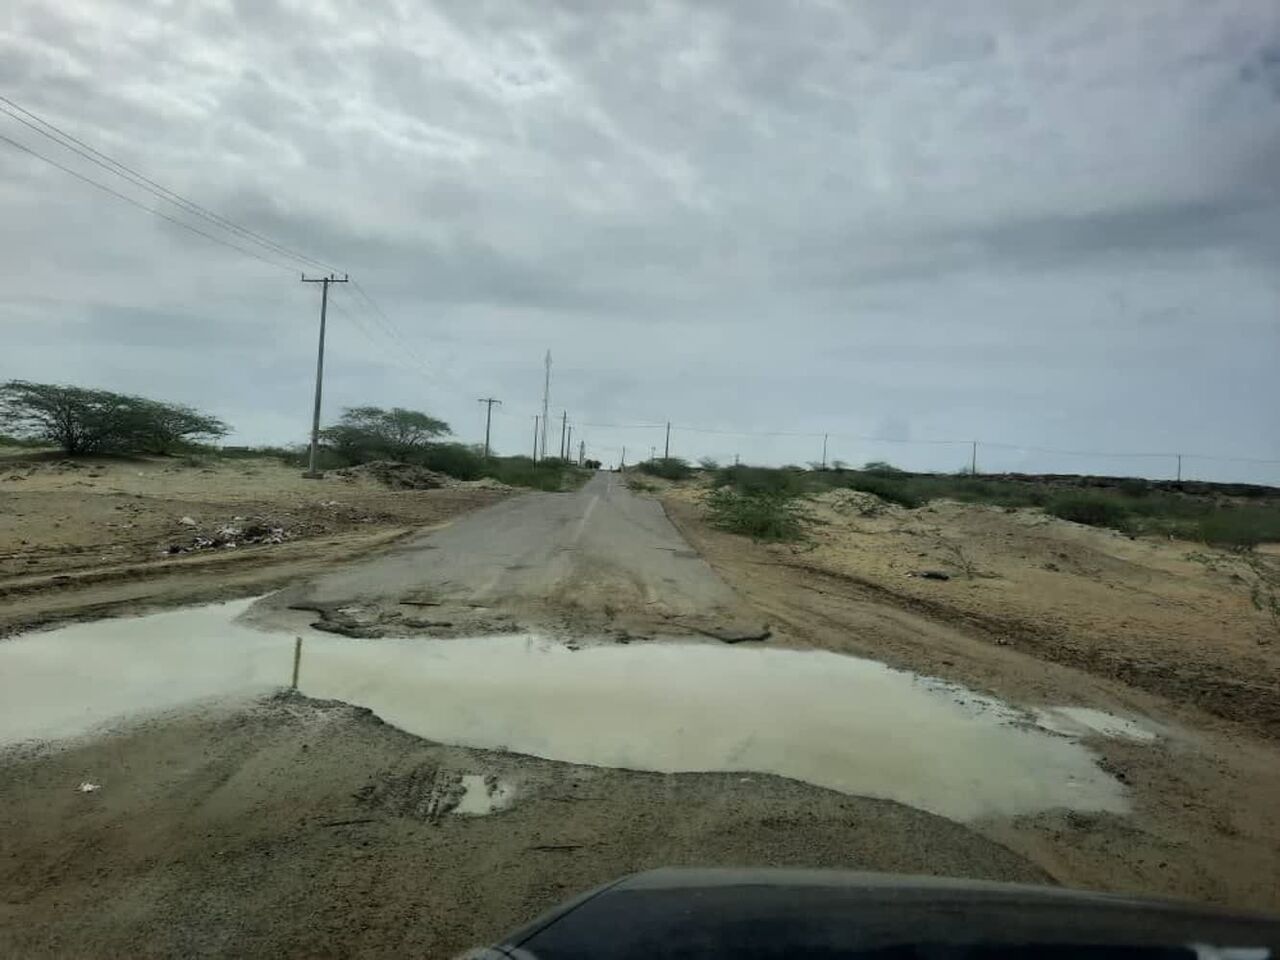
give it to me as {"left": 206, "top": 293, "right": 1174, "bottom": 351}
{"left": 559, "top": 410, "right": 568, "bottom": 460}
{"left": 579, "top": 439, "right": 585, "bottom": 466}
{"left": 540, "top": 350, "right": 551, "bottom": 461}
{"left": 620, "top": 446, "right": 626, "bottom": 470}
{"left": 565, "top": 425, "right": 572, "bottom": 461}
{"left": 734, "top": 453, "right": 739, "bottom": 466}
{"left": 1176, "top": 454, "right": 1182, "bottom": 483}
{"left": 300, "top": 273, "right": 348, "bottom": 478}
{"left": 821, "top": 433, "right": 828, "bottom": 470}
{"left": 532, "top": 415, "right": 540, "bottom": 460}
{"left": 477, "top": 398, "right": 501, "bottom": 459}
{"left": 650, "top": 445, "right": 656, "bottom": 461}
{"left": 664, "top": 421, "right": 671, "bottom": 460}
{"left": 970, "top": 440, "right": 978, "bottom": 477}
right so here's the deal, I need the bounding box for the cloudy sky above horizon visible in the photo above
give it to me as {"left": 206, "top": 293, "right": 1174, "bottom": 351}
{"left": 2, "top": 0, "right": 1279, "bottom": 481}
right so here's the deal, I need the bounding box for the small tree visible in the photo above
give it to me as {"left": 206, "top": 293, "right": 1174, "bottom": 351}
{"left": 321, "top": 406, "right": 450, "bottom": 463}
{"left": 136, "top": 400, "right": 228, "bottom": 454}
{"left": 0, "top": 381, "right": 228, "bottom": 455}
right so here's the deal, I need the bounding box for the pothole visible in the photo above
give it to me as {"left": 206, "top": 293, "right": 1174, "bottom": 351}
{"left": 0, "top": 599, "right": 1157, "bottom": 823}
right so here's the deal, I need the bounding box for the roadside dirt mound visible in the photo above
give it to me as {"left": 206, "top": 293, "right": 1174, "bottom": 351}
{"left": 336, "top": 461, "right": 455, "bottom": 490}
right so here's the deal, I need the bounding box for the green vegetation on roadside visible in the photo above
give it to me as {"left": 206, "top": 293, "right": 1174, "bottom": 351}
{"left": 705, "top": 487, "right": 809, "bottom": 542}
{"left": 0, "top": 386, "right": 587, "bottom": 492}
{"left": 307, "top": 406, "right": 589, "bottom": 491}
{"left": 637, "top": 457, "right": 694, "bottom": 480}
{"left": 701, "top": 460, "right": 1280, "bottom": 549}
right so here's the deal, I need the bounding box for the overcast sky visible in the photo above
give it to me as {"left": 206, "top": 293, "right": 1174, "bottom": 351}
{"left": 2, "top": 0, "right": 1278, "bottom": 481}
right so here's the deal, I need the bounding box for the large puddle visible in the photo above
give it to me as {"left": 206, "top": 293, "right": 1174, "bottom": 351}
{"left": 0, "top": 599, "right": 1148, "bottom": 822}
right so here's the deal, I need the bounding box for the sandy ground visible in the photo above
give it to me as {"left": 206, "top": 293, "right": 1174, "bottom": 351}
{"left": 3, "top": 465, "right": 1280, "bottom": 955}
{"left": 0, "top": 451, "right": 510, "bottom": 635}
{"left": 0, "top": 695, "right": 1048, "bottom": 958}
{"left": 666, "top": 484, "right": 1280, "bottom": 732}
{"left": 661, "top": 484, "right": 1280, "bottom": 913}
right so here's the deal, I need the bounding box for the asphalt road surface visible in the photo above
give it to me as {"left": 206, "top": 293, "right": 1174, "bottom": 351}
{"left": 264, "top": 471, "right": 765, "bottom": 641}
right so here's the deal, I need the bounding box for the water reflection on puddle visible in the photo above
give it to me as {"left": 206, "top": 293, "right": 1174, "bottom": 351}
{"left": 454, "top": 775, "right": 513, "bottom": 816}
{"left": 0, "top": 599, "right": 1150, "bottom": 822}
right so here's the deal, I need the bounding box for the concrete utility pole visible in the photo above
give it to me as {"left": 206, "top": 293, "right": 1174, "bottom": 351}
{"left": 477, "top": 397, "right": 502, "bottom": 459}
{"left": 821, "top": 433, "right": 828, "bottom": 470}
{"left": 970, "top": 441, "right": 978, "bottom": 477}
{"left": 579, "top": 439, "right": 585, "bottom": 466}
{"left": 664, "top": 421, "right": 671, "bottom": 460}
{"left": 540, "top": 350, "right": 551, "bottom": 461}
{"left": 532, "top": 415, "right": 540, "bottom": 460}
{"left": 300, "top": 273, "right": 348, "bottom": 478}
{"left": 559, "top": 410, "right": 568, "bottom": 460}
{"left": 620, "top": 446, "right": 626, "bottom": 470}
{"left": 565, "top": 425, "right": 572, "bottom": 461}
{"left": 1176, "top": 454, "right": 1183, "bottom": 482}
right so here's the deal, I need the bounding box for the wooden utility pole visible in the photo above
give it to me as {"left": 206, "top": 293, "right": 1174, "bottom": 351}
{"left": 301, "top": 273, "right": 348, "bottom": 478}
{"left": 664, "top": 421, "right": 671, "bottom": 460}
{"left": 540, "top": 350, "right": 551, "bottom": 460}
{"left": 477, "top": 398, "right": 502, "bottom": 459}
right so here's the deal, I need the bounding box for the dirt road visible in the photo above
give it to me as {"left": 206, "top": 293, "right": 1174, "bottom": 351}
{"left": 3, "top": 467, "right": 1280, "bottom": 956}
{"left": 0, "top": 452, "right": 510, "bottom": 635}
{"left": 264, "top": 470, "right": 764, "bottom": 639}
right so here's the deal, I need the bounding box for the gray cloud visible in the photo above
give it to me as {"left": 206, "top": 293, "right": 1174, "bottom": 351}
{"left": 2, "top": 0, "right": 1279, "bottom": 481}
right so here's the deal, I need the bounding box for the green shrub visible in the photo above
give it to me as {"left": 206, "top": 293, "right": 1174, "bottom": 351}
{"left": 0, "top": 433, "right": 49, "bottom": 449}
{"left": 638, "top": 457, "right": 693, "bottom": 480}
{"left": 419, "top": 443, "right": 485, "bottom": 480}
{"left": 1198, "top": 507, "right": 1280, "bottom": 548}
{"left": 861, "top": 460, "right": 904, "bottom": 476}
{"left": 484, "top": 456, "right": 587, "bottom": 491}
{"left": 845, "top": 475, "right": 922, "bottom": 509}
{"left": 706, "top": 488, "right": 807, "bottom": 542}
{"left": 1046, "top": 493, "right": 1132, "bottom": 531}
{"left": 713, "top": 464, "right": 809, "bottom": 497}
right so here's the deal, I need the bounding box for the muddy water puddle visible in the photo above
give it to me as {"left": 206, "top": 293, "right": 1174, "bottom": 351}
{"left": 0, "top": 599, "right": 1153, "bottom": 822}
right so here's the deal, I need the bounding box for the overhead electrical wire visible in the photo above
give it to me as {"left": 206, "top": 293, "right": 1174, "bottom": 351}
{"left": 0, "top": 131, "right": 295, "bottom": 272}
{"left": 0, "top": 94, "right": 341, "bottom": 275}
{"left": 0, "top": 93, "right": 430, "bottom": 376}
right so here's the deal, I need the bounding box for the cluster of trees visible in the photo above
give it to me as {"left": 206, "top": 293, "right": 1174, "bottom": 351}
{"left": 0, "top": 380, "right": 228, "bottom": 455}
{"left": 320, "top": 406, "right": 451, "bottom": 463}
{"left": 0, "top": 383, "right": 593, "bottom": 493}
{"left": 318, "top": 406, "right": 590, "bottom": 490}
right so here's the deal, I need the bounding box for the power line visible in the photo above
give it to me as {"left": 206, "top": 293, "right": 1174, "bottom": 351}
{"left": 348, "top": 278, "right": 431, "bottom": 372}
{"left": 0, "top": 93, "right": 341, "bottom": 274}
{"left": 0, "top": 130, "right": 294, "bottom": 272}
{"left": 326, "top": 288, "right": 416, "bottom": 371}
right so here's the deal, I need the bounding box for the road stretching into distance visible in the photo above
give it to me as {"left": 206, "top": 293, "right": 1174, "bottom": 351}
{"left": 259, "top": 471, "right": 767, "bottom": 641}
